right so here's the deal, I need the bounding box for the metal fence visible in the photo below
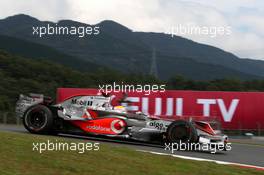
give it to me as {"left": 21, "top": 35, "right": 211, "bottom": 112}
{"left": 0, "top": 111, "right": 21, "bottom": 125}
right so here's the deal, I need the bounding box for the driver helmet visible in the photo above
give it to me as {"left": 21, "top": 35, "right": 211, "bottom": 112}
{"left": 113, "top": 106, "right": 126, "bottom": 112}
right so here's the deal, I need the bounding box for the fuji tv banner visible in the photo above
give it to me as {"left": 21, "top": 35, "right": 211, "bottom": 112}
{"left": 57, "top": 88, "right": 264, "bottom": 130}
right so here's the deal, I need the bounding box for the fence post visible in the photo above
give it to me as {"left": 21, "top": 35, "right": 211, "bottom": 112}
{"left": 16, "top": 113, "right": 20, "bottom": 125}
{"left": 3, "top": 112, "right": 8, "bottom": 124}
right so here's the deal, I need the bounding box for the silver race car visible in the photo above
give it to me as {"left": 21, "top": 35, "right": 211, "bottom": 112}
{"left": 16, "top": 93, "right": 229, "bottom": 151}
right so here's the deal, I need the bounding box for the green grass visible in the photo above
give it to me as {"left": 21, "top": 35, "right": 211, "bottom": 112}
{"left": 0, "top": 131, "right": 263, "bottom": 175}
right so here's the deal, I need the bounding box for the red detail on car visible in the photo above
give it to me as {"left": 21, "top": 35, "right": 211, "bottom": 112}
{"left": 86, "top": 109, "right": 98, "bottom": 119}
{"left": 195, "top": 121, "right": 215, "bottom": 135}
{"left": 70, "top": 118, "right": 126, "bottom": 135}
{"left": 114, "top": 121, "right": 122, "bottom": 130}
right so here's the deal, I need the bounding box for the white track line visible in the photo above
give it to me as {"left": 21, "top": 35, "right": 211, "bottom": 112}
{"left": 137, "top": 149, "right": 264, "bottom": 171}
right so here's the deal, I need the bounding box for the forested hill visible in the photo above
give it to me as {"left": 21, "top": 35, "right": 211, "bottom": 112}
{"left": 1, "top": 50, "right": 264, "bottom": 111}
{"left": 0, "top": 50, "right": 160, "bottom": 110}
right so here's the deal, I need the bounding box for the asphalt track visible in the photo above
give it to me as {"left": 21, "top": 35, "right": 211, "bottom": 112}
{"left": 0, "top": 124, "right": 263, "bottom": 169}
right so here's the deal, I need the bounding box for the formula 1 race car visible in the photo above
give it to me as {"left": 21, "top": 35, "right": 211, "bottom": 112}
{"left": 15, "top": 93, "right": 228, "bottom": 150}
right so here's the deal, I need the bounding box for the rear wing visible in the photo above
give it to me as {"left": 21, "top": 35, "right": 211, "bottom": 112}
{"left": 15, "top": 94, "right": 53, "bottom": 118}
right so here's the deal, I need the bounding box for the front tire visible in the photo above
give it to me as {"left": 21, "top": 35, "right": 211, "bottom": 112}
{"left": 166, "top": 120, "right": 198, "bottom": 143}
{"left": 23, "top": 105, "right": 54, "bottom": 134}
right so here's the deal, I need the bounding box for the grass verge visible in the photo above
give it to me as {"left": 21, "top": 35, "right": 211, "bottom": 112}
{"left": 0, "top": 131, "right": 263, "bottom": 175}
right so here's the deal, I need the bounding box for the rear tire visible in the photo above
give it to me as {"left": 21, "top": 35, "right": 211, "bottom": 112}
{"left": 23, "top": 105, "right": 54, "bottom": 134}
{"left": 166, "top": 120, "right": 198, "bottom": 143}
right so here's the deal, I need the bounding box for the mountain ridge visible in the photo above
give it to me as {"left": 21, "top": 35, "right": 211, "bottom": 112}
{"left": 0, "top": 14, "right": 263, "bottom": 80}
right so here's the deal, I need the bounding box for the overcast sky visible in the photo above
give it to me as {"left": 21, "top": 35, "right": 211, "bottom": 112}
{"left": 0, "top": 0, "right": 263, "bottom": 60}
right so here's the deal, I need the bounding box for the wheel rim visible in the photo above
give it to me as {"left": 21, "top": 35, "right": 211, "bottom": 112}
{"left": 26, "top": 109, "right": 47, "bottom": 130}
{"left": 171, "top": 125, "right": 190, "bottom": 142}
